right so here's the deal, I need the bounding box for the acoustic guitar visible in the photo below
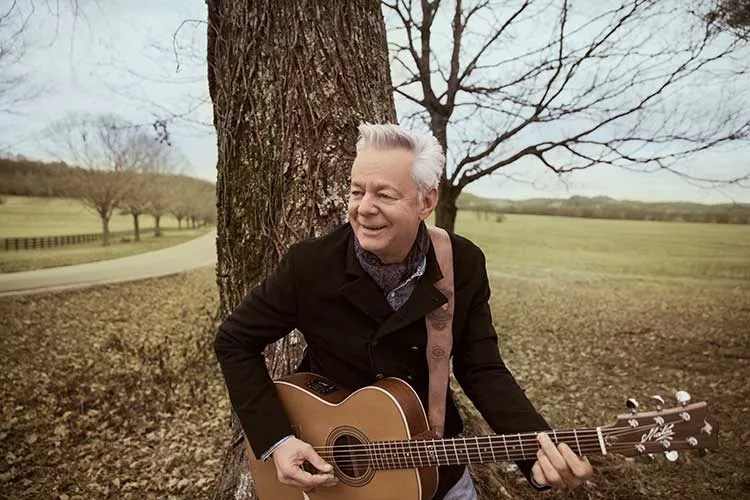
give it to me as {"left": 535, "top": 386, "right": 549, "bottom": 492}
{"left": 246, "top": 373, "right": 718, "bottom": 500}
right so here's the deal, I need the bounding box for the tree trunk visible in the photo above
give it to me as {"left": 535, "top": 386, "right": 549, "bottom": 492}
{"left": 435, "top": 180, "right": 460, "bottom": 232}
{"left": 100, "top": 215, "right": 110, "bottom": 246}
{"left": 177, "top": 216, "right": 182, "bottom": 230}
{"left": 132, "top": 213, "right": 141, "bottom": 242}
{"left": 207, "top": 1, "right": 395, "bottom": 499}
{"left": 154, "top": 214, "right": 162, "bottom": 237}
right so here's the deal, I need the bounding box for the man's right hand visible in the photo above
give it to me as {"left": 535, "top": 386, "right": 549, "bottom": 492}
{"left": 272, "top": 437, "right": 337, "bottom": 492}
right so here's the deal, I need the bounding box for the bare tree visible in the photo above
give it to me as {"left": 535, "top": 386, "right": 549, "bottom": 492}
{"left": 385, "top": 0, "right": 750, "bottom": 231}
{"left": 44, "top": 113, "right": 157, "bottom": 245}
{"left": 207, "top": 1, "right": 395, "bottom": 498}
{"left": 0, "top": 1, "right": 43, "bottom": 118}
{"left": 119, "top": 136, "right": 184, "bottom": 240}
{"left": 706, "top": 0, "right": 750, "bottom": 40}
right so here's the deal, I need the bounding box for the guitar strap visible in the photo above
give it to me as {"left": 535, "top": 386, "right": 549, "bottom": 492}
{"left": 425, "top": 226, "right": 454, "bottom": 438}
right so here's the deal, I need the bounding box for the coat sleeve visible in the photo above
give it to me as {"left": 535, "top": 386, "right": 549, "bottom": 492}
{"left": 213, "top": 246, "right": 299, "bottom": 458}
{"left": 452, "top": 246, "right": 550, "bottom": 488}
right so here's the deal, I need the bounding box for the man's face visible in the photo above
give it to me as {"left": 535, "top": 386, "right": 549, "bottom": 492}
{"left": 348, "top": 147, "right": 437, "bottom": 264}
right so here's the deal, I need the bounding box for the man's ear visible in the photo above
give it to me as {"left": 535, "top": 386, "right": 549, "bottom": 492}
{"left": 418, "top": 187, "right": 438, "bottom": 220}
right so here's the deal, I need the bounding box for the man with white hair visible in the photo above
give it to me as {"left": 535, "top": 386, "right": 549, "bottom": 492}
{"left": 215, "top": 123, "right": 592, "bottom": 499}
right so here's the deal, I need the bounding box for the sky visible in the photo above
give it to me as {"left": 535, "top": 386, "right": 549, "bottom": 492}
{"left": 1, "top": 0, "right": 749, "bottom": 204}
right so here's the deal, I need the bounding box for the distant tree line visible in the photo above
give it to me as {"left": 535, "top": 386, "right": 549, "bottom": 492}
{"left": 0, "top": 155, "right": 216, "bottom": 241}
{"left": 458, "top": 194, "right": 750, "bottom": 225}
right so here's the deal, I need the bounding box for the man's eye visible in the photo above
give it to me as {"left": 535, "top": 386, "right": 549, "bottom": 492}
{"left": 379, "top": 193, "right": 395, "bottom": 200}
{"left": 350, "top": 190, "right": 363, "bottom": 197}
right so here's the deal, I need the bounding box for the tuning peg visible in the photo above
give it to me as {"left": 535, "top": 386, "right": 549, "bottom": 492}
{"left": 675, "top": 390, "right": 691, "bottom": 406}
{"left": 664, "top": 450, "right": 679, "bottom": 462}
{"left": 626, "top": 398, "right": 639, "bottom": 413}
{"left": 650, "top": 395, "right": 665, "bottom": 410}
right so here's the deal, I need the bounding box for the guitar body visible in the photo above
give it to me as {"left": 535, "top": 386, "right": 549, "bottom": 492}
{"left": 246, "top": 373, "right": 438, "bottom": 500}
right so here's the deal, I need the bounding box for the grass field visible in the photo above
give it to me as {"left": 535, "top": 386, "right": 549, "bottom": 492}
{"left": 1, "top": 212, "right": 748, "bottom": 499}
{"left": 0, "top": 195, "right": 183, "bottom": 237}
{"left": 0, "top": 196, "right": 205, "bottom": 272}
{"left": 0, "top": 227, "right": 212, "bottom": 273}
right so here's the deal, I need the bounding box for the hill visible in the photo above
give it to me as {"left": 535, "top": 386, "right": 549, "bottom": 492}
{"left": 457, "top": 192, "right": 750, "bottom": 224}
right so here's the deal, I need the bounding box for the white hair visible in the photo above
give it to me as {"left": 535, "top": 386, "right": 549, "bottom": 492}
{"left": 355, "top": 123, "right": 445, "bottom": 196}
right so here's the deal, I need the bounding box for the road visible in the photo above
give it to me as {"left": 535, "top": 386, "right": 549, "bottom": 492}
{"left": 0, "top": 230, "right": 216, "bottom": 297}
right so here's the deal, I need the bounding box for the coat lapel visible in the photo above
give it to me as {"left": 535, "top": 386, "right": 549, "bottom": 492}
{"left": 372, "top": 242, "right": 448, "bottom": 341}
{"left": 338, "top": 232, "right": 394, "bottom": 324}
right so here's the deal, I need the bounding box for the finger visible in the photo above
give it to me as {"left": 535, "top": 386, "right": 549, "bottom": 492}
{"left": 558, "top": 443, "right": 592, "bottom": 480}
{"left": 536, "top": 450, "right": 564, "bottom": 489}
{"left": 531, "top": 461, "right": 547, "bottom": 487}
{"left": 302, "top": 445, "right": 333, "bottom": 474}
{"left": 282, "top": 466, "right": 335, "bottom": 490}
{"left": 537, "top": 433, "right": 574, "bottom": 485}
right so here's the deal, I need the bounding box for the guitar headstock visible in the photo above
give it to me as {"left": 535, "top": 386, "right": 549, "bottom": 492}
{"left": 601, "top": 396, "right": 718, "bottom": 459}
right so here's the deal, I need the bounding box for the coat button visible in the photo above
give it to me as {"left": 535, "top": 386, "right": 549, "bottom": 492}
{"left": 375, "top": 373, "right": 385, "bottom": 380}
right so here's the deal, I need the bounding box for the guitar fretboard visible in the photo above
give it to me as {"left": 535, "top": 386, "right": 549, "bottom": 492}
{"left": 343, "top": 430, "right": 605, "bottom": 470}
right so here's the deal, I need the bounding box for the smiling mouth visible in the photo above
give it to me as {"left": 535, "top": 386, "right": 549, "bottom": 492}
{"left": 362, "top": 224, "right": 386, "bottom": 231}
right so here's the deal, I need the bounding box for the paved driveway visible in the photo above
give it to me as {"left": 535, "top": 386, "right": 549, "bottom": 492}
{"left": 0, "top": 230, "right": 216, "bottom": 297}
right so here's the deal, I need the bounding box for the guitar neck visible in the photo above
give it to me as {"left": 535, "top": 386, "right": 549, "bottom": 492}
{"left": 366, "top": 428, "right": 604, "bottom": 470}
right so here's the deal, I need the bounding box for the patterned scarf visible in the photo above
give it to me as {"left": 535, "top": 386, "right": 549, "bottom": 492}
{"left": 354, "top": 222, "right": 430, "bottom": 310}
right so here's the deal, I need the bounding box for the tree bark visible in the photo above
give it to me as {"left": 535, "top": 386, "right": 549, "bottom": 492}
{"left": 100, "top": 214, "right": 110, "bottom": 246}
{"left": 207, "top": 1, "right": 395, "bottom": 499}
{"left": 154, "top": 214, "right": 161, "bottom": 237}
{"left": 435, "top": 180, "right": 460, "bottom": 233}
{"left": 132, "top": 213, "right": 141, "bottom": 242}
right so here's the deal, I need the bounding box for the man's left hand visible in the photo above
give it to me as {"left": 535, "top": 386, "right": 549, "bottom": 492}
{"left": 531, "top": 432, "right": 593, "bottom": 490}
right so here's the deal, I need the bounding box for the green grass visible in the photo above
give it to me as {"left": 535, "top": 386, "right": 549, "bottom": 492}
{"left": 0, "top": 195, "right": 183, "bottom": 237}
{"left": 0, "top": 228, "right": 211, "bottom": 273}
{"left": 0, "top": 195, "right": 206, "bottom": 272}
{"left": 454, "top": 212, "right": 750, "bottom": 284}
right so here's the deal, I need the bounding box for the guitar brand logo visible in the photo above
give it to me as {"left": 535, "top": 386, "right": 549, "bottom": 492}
{"left": 641, "top": 423, "right": 675, "bottom": 445}
{"left": 701, "top": 420, "right": 713, "bottom": 436}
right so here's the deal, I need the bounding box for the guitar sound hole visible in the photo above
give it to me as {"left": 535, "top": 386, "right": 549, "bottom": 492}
{"left": 332, "top": 434, "right": 368, "bottom": 479}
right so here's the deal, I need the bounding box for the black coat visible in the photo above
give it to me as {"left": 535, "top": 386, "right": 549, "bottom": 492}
{"left": 214, "top": 223, "right": 549, "bottom": 496}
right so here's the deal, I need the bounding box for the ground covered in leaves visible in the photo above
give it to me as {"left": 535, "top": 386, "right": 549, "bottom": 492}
{"left": 462, "top": 271, "right": 750, "bottom": 500}
{"left": 1, "top": 214, "right": 749, "bottom": 499}
{"left": 0, "top": 268, "right": 227, "bottom": 499}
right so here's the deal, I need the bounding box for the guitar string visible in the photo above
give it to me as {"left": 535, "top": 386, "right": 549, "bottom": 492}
{"left": 311, "top": 419, "right": 687, "bottom": 453}
{"left": 315, "top": 440, "right": 698, "bottom": 469}
{"left": 315, "top": 436, "right": 671, "bottom": 464}
{"left": 319, "top": 444, "right": 696, "bottom": 470}
{"left": 308, "top": 418, "right": 698, "bottom": 467}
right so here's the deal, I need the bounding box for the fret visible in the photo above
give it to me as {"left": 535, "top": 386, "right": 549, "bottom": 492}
{"left": 489, "top": 436, "right": 497, "bottom": 462}
{"left": 415, "top": 440, "right": 424, "bottom": 468}
{"left": 518, "top": 433, "right": 526, "bottom": 460}
{"left": 452, "top": 438, "right": 461, "bottom": 465}
{"left": 463, "top": 438, "right": 472, "bottom": 464}
{"left": 475, "top": 436, "right": 484, "bottom": 463}
{"left": 388, "top": 440, "right": 398, "bottom": 469}
{"left": 573, "top": 429, "right": 582, "bottom": 455}
{"left": 368, "top": 442, "right": 376, "bottom": 470}
{"left": 441, "top": 439, "right": 450, "bottom": 466}
{"left": 398, "top": 440, "right": 406, "bottom": 469}
{"left": 552, "top": 429, "right": 558, "bottom": 446}
{"left": 407, "top": 441, "right": 417, "bottom": 468}
{"left": 501, "top": 434, "right": 509, "bottom": 460}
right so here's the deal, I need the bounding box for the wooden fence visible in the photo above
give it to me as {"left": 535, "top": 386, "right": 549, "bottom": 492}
{"left": 3, "top": 228, "right": 164, "bottom": 251}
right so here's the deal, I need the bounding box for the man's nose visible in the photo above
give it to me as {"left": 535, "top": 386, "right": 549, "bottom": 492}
{"left": 357, "top": 193, "right": 378, "bottom": 215}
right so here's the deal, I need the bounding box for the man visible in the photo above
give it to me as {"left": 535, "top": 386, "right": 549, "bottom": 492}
{"left": 214, "top": 123, "right": 592, "bottom": 499}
